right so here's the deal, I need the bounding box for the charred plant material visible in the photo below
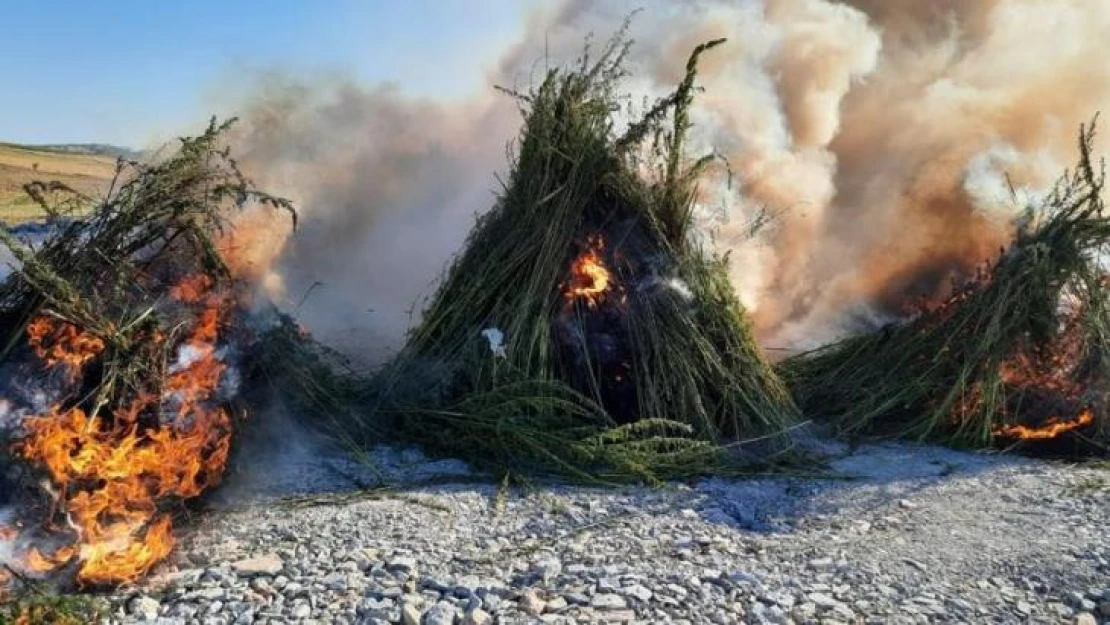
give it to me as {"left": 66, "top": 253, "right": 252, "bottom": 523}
{"left": 372, "top": 31, "right": 799, "bottom": 482}
{"left": 0, "top": 119, "right": 296, "bottom": 586}
{"left": 243, "top": 310, "right": 373, "bottom": 444}
{"left": 782, "top": 121, "right": 1110, "bottom": 457}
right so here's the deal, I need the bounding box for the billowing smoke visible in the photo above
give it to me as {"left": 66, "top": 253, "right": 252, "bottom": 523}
{"left": 225, "top": 0, "right": 1110, "bottom": 359}
{"left": 224, "top": 77, "right": 520, "bottom": 363}
{"left": 772, "top": 0, "right": 1110, "bottom": 348}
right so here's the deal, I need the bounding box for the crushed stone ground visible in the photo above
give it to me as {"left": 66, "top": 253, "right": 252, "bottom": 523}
{"left": 103, "top": 433, "right": 1108, "bottom": 625}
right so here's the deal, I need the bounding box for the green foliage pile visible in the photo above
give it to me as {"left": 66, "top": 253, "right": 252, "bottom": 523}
{"left": 369, "top": 33, "right": 800, "bottom": 482}
{"left": 0, "top": 118, "right": 379, "bottom": 476}
{"left": 0, "top": 119, "right": 303, "bottom": 460}
{"left": 0, "top": 591, "right": 104, "bottom": 625}
{"left": 0, "top": 118, "right": 294, "bottom": 366}
{"left": 0, "top": 586, "right": 103, "bottom": 621}
{"left": 782, "top": 121, "right": 1110, "bottom": 455}
{"left": 0, "top": 120, "right": 340, "bottom": 590}
{"left": 0, "top": 117, "right": 377, "bottom": 435}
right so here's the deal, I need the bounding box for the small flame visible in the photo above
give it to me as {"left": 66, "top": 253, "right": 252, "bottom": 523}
{"left": 26, "top": 317, "right": 105, "bottom": 380}
{"left": 564, "top": 235, "right": 612, "bottom": 308}
{"left": 169, "top": 274, "right": 214, "bottom": 304}
{"left": 993, "top": 409, "right": 1095, "bottom": 440}
{"left": 9, "top": 274, "right": 235, "bottom": 586}
{"left": 24, "top": 546, "right": 75, "bottom": 574}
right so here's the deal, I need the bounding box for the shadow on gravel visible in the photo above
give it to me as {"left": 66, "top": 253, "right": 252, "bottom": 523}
{"left": 200, "top": 410, "right": 1041, "bottom": 542}
{"left": 693, "top": 440, "right": 1032, "bottom": 534}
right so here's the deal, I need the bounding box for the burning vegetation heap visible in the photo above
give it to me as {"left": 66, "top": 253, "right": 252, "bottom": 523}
{"left": 370, "top": 36, "right": 799, "bottom": 481}
{"left": 781, "top": 122, "right": 1110, "bottom": 457}
{"left": 0, "top": 119, "right": 296, "bottom": 590}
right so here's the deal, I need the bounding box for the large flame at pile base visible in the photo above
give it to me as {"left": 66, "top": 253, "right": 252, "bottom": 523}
{"left": 0, "top": 119, "right": 295, "bottom": 592}
{"left": 993, "top": 410, "right": 1095, "bottom": 441}
{"left": 987, "top": 315, "right": 1101, "bottom": 445}
{"left": 9, "top": 274, "right": 237, "bottom": 586}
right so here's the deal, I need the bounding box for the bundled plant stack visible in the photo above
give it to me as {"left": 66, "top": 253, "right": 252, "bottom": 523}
{"left": 0, "top": 119, "right": 304, "bottom": 590}
{"left": 370, "top": 33, "right": 799, "bottom": 482}
{"left": 782, "top": 122, "right": 1110, "bottom": 457}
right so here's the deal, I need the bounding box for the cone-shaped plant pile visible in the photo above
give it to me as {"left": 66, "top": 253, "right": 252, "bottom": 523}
{"left": 0, "top": 119, "right": 302, "bottom": 589}
{"left": 369, "top": 34, "right": 799, "bottom": 482}
{"left": 782, "top": 121, "right": 1110, "bottom": 458}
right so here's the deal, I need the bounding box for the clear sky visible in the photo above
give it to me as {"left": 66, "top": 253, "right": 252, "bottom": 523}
{"left": 0, "top": 1, "right": 532, "bottom": 146}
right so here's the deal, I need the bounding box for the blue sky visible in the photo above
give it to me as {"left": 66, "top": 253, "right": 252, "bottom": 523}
{"left": 0, "top": 1, "right": 532, "bottom": 146}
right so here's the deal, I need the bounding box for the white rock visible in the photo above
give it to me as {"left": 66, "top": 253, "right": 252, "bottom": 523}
{"left": 390, "top": 556, "right": 419, "bottom": 576}
{"left": 807, "top": 592, "right": 841, "bottom": 610}
{"left": 402, "top": 603, "right": 424, "bottom": 625}
{"left": 545, "top": 596, "right": 569, "bottom": 612}
{"left": 763, "top": 591, "right": 795, "bottom": 609}
{"left": 128, "top": 596, "right": 161, "bottom": 621}
{"left": 533, "top": 557, "right": 562, "bottom": 583}
{"left": 195, "top": 588, "right": 225, "bottom": 601}
{"left": 793, "top": 602, "right": 817, "bottom": 619}
{"left": 462, "top": 607, "right": 492, "bottom": 625}
{"left": 623, "top": 584, "right": 653, "bottom": 603}
{"left": 597, "top": 577, "right": 620, "bottom": 593}
{"left": 591, "top": 594, "right": 628, "bottom": 610}
{"left": 231, "top": 554, "right": 283, "bottom": 576}
{"left": 597, "top": 610, "right": 637, "bottom": 622}
{"left": 423, "top": 601, "right": 457, "bottom": 625}
{"left": 521, "top": 589, "right": 547, "bottom": 616}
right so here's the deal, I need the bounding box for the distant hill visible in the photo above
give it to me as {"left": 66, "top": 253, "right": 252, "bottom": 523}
{"left": 0, "top": 142, "right": 141, "bottom": 160}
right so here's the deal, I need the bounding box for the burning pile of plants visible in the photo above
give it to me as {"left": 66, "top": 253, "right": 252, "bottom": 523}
{"left": 0, "top": 119, "right": 304, "bottom": 596}
{"left": 781, "top": 121, "right": 1110, "bottom": 458}
{"left": 369, "top": 34, "right": 800, "bottom": 483}
{"left": 9, "top": 27, "right": 1107, "bottom": 616}
{"left": 0, "top": 35, "right": 806, "bottom": 603}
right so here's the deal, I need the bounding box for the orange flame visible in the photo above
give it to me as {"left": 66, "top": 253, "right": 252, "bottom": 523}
{"left": 9, "top": 275, "right": 235, "bottom": 586}
{"left": 26, "top": 317, "right": 105, "bottom": 380}
{"left": 24, "top": 546, "right": 76, "bottom": 574}
{"left": 993, "top": 409, "right": 1095, "bottom": 440}
{"left": 988, "top": 311, "right": 1094, "bottom": 441}
{"left": 565, "top": 235, "right": 612, "bottom": 308}
{"left": 169, "top": 274, "right": 214, "bottom": 304}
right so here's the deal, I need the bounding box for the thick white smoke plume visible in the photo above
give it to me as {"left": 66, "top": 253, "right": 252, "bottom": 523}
{"left": 226, "top": 0, "right": 1110, "bottom": 359}
{"left": 224, "top": 80, "right": 519, "bottom": 362}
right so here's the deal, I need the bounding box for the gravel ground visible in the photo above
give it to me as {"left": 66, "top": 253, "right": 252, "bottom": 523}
{"left": 102, "top": 432, "right": 1109, "bottom": 625}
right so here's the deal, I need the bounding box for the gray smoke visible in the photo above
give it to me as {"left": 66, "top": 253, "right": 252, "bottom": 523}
{"left": 223, "top": 76, "right": 518, "bottom": 364}
{"left": 224, "top": 0, "right": 1110, "bottom": 359}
